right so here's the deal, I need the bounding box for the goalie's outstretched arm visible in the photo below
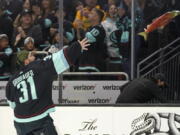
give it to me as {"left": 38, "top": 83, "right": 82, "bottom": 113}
{"left": 51, "top": 38, "right": 90, "bottom": 74}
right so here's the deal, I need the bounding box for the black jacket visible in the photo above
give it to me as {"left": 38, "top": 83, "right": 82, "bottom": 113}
{"left": 116, "top": 78, "right": 167, "bottom": 103}
{"left": 78, "top": 24, "right": 108, "bottom": 72}
{"left": 12, "top": 24, "right": 43, "bottom": 48}
{"left": 0, "top": 13, "right": 13, "bottom": 41}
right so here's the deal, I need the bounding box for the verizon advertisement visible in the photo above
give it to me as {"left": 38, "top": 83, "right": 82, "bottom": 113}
{"left": 0, "top": 81, "right": 128, "bottom": 104}
{"left": 59, "top": 81, "right": 128, "bottom": 104}
{"left": 1, "top": 107, "right": 180, "bottom": 135}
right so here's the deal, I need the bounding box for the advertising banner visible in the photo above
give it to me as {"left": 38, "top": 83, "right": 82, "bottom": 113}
{"left": 59, "top": 81, "right": 127, "bottom": 104}
{"left": 1, "top": 107, "right": 180, "bottom": 135}
{"left": 0, "top": 81, "right": 128, "bottom": 104}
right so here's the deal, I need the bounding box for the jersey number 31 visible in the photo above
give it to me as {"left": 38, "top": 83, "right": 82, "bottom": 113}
{"left": 17, "top": 76, "right": 37, "bottom": 103}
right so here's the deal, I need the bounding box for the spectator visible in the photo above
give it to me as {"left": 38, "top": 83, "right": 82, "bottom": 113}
{"left": 102, "top": 0, "right": 120, "bottom": 11}
{"left": 51, "top": 31, "right": 60, "bottom": 47}
{"left": 58, "top": 9, "right": 77, "bottom": 45}
{"left": 23, "top": 0, "right": 32, "bottom": 11}
{"left": 110, "top": 3, "right": 130, "bottom": 75}
{"left": 63, "top": 20, "right": 77, "bottom": 45}
{"left": 41, "top": 0, "right": 56, "bottom": 22}
{"left": 23, "top": 37, "right": 37, "bottom": 51}
{"left": 116, "top": 73, "right": 169, "bottom": 103}
{"left": 75, "top": 1, "right": 84, "bottom": 12}
{"left": 74, "top": 1, "right": 85, "bottom": 40}
{"left": 102, "top": 4, "right": 122, "bottom": 71}
{"left": 45, "top": 31, "right": 60, "bottom": 55}
{"left": 7, "top": 0, "right": 23, "bottom": 20}
{"left": 12, "top": 10, "right": 43, "bottom": 50}
{"left": 49, "top": 23, "right": 58, "bottom": 44}
{"left": 64, "top": 0, "right": 82, "bottom": 22}
{"left": 13, "top": 0, "right": 33, "bottom": 28}
{"left": 39, "top": 0, "right": 56, "bottom": 43}
{"left": 73, "top": 0, "right": 100, "bottom": 31}
{"left": 0, "top": 5, "right": 13, "bottom": 42}
{"left": 110, "top": 0, "right": 143, "bottom": 76}
{"left": 138, "top": 0, "right": 146, "bottom": 10}
{"left": 78, "top": 8, "right": 108, "bottom": 72}
{"left": 121, "top": 0, "right": 143, "bottom": 28}
{"left": 31, "top": 1, "right": 52, "bottom": 46}
{"left": 48, "top": 9, "right": 77, "bottom": 46}
{"left": 31, "top": 1, "right": 42, "bottom": 24}
{"left": 0, "top": 34, "right": 13, "bottom": 78}
{"left": 108, "top": 0, "right": 118, "bottom": 7}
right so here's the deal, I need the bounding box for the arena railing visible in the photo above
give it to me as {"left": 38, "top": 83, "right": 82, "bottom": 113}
{"left": 137, "top": 37, "right": 180, "bottom": 103}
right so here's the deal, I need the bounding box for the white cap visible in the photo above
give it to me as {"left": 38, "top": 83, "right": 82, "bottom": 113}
{"left": 0, "top": 34, "right": 8, "bottom": 40}
{"left": 24, "top": 37, "right": 34, "bottom": 45}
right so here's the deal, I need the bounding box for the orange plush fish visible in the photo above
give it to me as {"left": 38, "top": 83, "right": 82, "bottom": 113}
{"left": 139, "top": 10, "right": 180, "bottom": 40}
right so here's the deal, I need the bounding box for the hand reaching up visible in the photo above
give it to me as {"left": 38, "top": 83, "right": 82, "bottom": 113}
{"left": 78, "top": 38, "right": 90, "bottom": 51}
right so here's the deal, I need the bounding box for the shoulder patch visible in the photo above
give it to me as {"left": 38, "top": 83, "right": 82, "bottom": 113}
{"left": 90, "top": 28, "right": 100, "bottom": 36}
{"left": 85, "top": 28, "right": 100, "bottom": 43}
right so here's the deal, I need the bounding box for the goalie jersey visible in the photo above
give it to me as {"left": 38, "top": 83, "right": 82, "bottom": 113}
{"left": 6, "top": 42, "right": 81, "bottom": 123}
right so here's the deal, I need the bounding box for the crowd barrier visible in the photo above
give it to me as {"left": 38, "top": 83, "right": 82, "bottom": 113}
{"left": 0, "top": 72, "right": 129, "bottom": 104}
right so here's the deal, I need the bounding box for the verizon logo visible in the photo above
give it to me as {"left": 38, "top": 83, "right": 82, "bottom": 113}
{"left": 88, "top": 98, "right": 111, "bottom": 104}
{"left": 103, "top": 85, "right": 121, "bottom": 90}
{"left": 74, "top": 85, "right": 96, "bottom": 91}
